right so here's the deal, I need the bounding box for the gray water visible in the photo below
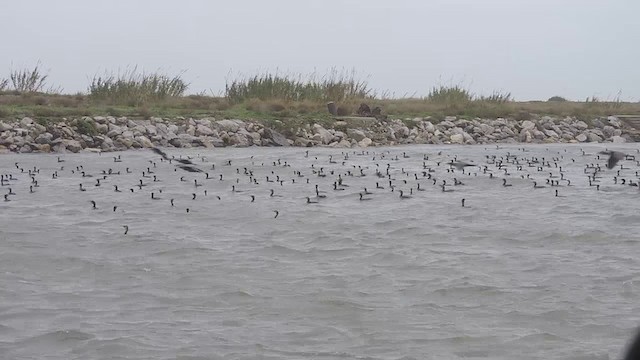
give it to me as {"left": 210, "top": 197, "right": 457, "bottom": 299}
{"left": 1, "top": 144, "right": 639, "bottom": 360}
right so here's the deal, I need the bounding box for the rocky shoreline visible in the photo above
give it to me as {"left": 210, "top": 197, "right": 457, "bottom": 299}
{"left": 0, "top": 115, "right": 636, "bottom": 154}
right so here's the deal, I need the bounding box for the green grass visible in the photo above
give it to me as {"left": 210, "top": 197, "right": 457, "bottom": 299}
{"left": 225, "top": 68, "right": 372, "bottom": 103}
{"left": 88, "top": 67, "right": 188, "bottom": 106}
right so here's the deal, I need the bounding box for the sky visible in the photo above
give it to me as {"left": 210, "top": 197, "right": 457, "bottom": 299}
{"left": 1, "top": 0, "right": 639, "bottom": 101}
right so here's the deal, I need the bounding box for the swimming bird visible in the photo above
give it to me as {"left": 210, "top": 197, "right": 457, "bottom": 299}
{"left": 273, "top": 210, "right": 279, "bottom": 218}
{"left": 90, "top": 200, "right": 97, "bottom": 209}
{"left": 123, "top": 225, "right": 129, "bottom": 235}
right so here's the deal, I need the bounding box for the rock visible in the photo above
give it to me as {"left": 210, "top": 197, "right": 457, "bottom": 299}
{"left": 20, "top": 117, "right": 34, "bottom": 127}
{"left": 521, "top": 120, "right": 536, "bottom": 131}
{"left": 587, "top": 133, "right": 603, "bottom": 142}
{"left": 312, "top": 124, "right": 333, "bottom": 144}
{"left": 36, "top": 143, "right": 51, "bottom": 152}
{"left": 136, "top": 136, "right": 154, "bottom": 148}
{"left": 0, "top": 122, "right": 13, "bottom": 132}
{"left": 63, "top": 139, "right": 83, "bottom": 153}
{"left": 262, "top": 128, "right": 289, "bottom": 146}
{"left": 338, "top": 139, "right": 351, "bottom": 147}
{"left": 357, "top": 137, "right": 372, "bottom": 147}
{"left": 35, "top": 132, "right": 53, "bottom": 144}
{"left": 608, "top": 116, "right": 622, "bottom": 128}
{"left": 215, "top": 119, "right": 242, "bottom": 133}
{"left": 196, "top": 124, "right": 214, "bottom": 136}
{"left": 96, "top": 123, "right": 109, "bottom": 134}
{"left": 423, "top": 121, "right": 435, "bottom": 133}
{"left": 544, "top": 129, "right": 559, "bottom": 138}
{"left": 602, "top": 126, "right": 616, "bottom": 138}
{"left": 592, "top": 119, "right": 605, "bottom": 128}
{"left": 230, "top": 134, "right": 250, "bottom": 147}
{"left": 347, "top": 129, "right": 366, "bottom": 142}
{"left": 439, "top": 120, "right": 455, "bottom": 128}
{"left": 450, "top": 134, "right": 464, "bottom": 144}
{"left": 532, "top": 130, "right": 546, "bottom": 140}
{"left": 294, "top": 137, "right": 312, "bottom": 147}
{"left": 575, "top": 133, "right": 588, "bottom": 142}
{"left": 479, "top": 124, "right": 494, "bottom": 135}
{"left": 395, "top": 126, "right": 410, "bottom": 138}
{"left": 168, "top": 137, "right": 187, "bottom": 148}
{"left": 19, "top": 144, "right": 32, "bottom": 153}
{"left": 611, "top": 135, "right": 626, "bottom": 143}
{"left": 574, "top": 121, "right": 589, "bottom": 130}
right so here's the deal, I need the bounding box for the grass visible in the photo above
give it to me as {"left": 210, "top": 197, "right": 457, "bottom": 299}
{"left": 88, "top": 67, "right": 188, "bottom": 106}
{"left": 0, "top": 68, "right": 639, "bottom": 125}
{"left": 225, "top": 68, "right": 373, "bottom": 103}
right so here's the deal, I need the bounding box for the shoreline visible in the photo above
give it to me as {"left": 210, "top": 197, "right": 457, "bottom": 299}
{"left": 0, "top": 114, "right": 638, "bottom": 154}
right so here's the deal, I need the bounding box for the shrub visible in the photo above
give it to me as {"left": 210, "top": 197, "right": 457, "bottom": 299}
{"left": 478, "top": 91, "right": 512, "bottom": 103}
{"left": 225, "top": 68, "right": 372, "bottom": 103}
{"left": 547, "top": 96, "right": 567, "bottom": 102}
{"left": 10, "top": 62, "right": 51, "bottom": 93}
{"left": 426, "top": 84, "right": 472, "bottom": 104}
{"left": 89, "top": 67, "right": 188, "bottom": 106}
{"left": 76, "top": 118, "right": 98, "bottom": 136}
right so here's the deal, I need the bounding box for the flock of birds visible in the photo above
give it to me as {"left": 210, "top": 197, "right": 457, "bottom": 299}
{"left": 0, "top": 146, "right": 638, "bottom": 236}
{"left": 2, "top": 144, "right": 640, "bottom": 359}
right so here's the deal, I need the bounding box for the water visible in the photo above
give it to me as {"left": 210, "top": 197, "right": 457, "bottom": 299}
{"left": 1, "top": 144, "right": 639, "bottom": 360}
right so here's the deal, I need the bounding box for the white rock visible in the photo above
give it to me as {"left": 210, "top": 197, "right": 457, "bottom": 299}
{"left": 215, "top": 119, "right": 242, "bottom": 133}
{"left": 450, "top": 134, "right": 464, "bottom": 144}
{"left": 611, "top": 135, "right": 626, "bottom": 143}
{"left": 312, "top": 124, "right": 333, "bottom": 144}
{"left": 357, "top": 137, "right": 373, "bottom": 147}
{"left": 20, "top": 117, "right": 34, "bottom": 127}
{"left": 521, "top": 120, "right": 536, "bottom": 131}
{"left": 575, "top": 133, "right": 587, "bottom": 142}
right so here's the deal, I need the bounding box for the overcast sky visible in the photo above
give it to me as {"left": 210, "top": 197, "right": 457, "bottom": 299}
{"left": 2, "top": 0, "right": 639, "bottom": 101}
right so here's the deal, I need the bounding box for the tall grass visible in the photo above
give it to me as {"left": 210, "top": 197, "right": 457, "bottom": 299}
{"left": 225, "top": 68, "right": 372, "bottom": 103}
{"left": 9, "top": 62, "right": 51, "bottom": 93}
{"left": 88, "top": 67, "right": 188, "bottom": 106}
{"left": 0, "top": 78, "right": 8, "bottom": 92}
{"left": 477, "top": 90, "right": 512, "bottom": 103}
{"left": 426, "top": 84, "right": 473, "bottom": 103}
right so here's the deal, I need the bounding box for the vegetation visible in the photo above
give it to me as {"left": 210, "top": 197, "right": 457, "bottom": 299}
{"left": 225, "top": 68, "right": 372, "bottom": 103}
{"left": 3, "top": 62, "right": 55, "bottom": 93}
{"left": 0, "top": 66, "right": 639, "bottom": 122}
{"left": 88, "top": 67, "right": 188, "bottom": 106}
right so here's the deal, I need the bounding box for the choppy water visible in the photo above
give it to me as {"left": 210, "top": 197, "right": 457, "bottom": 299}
{"left": 1, "top": 144, "right": 640, "bottom": 360}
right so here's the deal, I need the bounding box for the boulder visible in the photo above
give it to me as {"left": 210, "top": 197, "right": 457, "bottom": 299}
{"left": 450, "top": 134, "right": 464, "bottom": 144}
{"left": 346, "top": 129, "right": 367, "bottom": 142}
{"left": 20, "top": 117, "right": 34, "bottom": 127}
{"left": 587, "top": 133, "right": 603, "bottom": 142}
{"left": 0, "top": 122, "right": 13, "bottom": 132}
{"left": 357, "top": 137, "right": 373, "bottom": 147}
{"left": 262, "top": 128, "right": 289, "bottom": 146}
{"left": 63, "top": 139, "right": 83, "bottom": 153}
{"left": 215, "top": 119, "right": 243, "bottom": 133}
{"left": 611, "top": 135, "right": 626, "bottom": 143}
{"left": 575, "top": 133, "right": 588, "bottom": 142}
{"left": 196, "top": 124, "right": 215, "bottom": 136}
{"left": 521, "top": 120, "right": 536, "bottom": 131}
{"left": 312, "top": 124, "right": 333, "bottom": 144}
{"left": 35, "top": 132, "right": 53, "bottom": 144}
